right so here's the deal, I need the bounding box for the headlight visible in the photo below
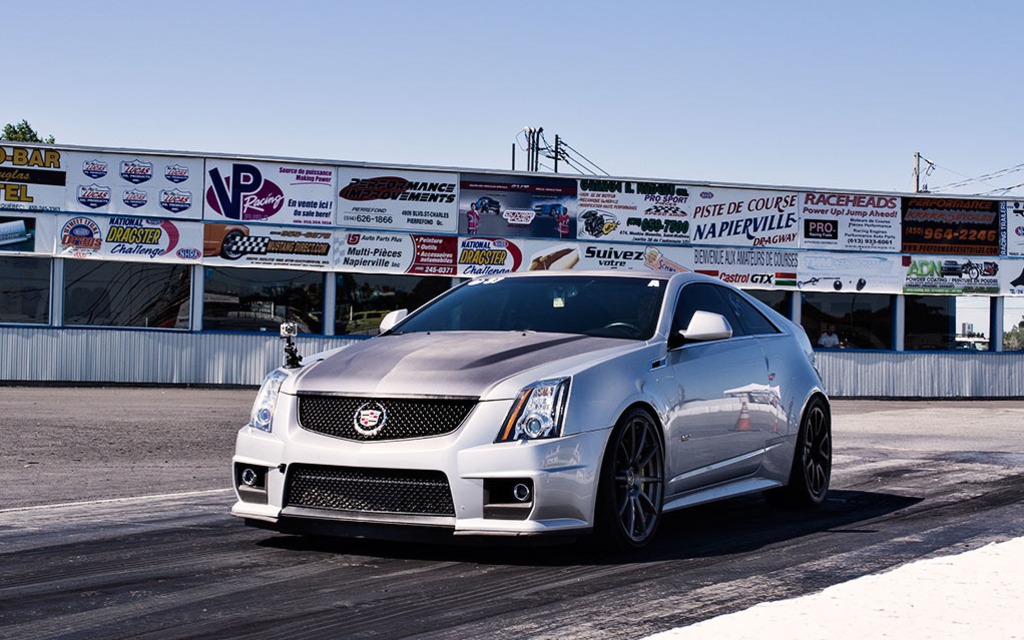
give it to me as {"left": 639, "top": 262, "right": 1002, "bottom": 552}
{"left": 248, "top": 369, "right": 291, "bottom": 432}
{"left": 496, "top": 377, "right": 570, "bottom": 443}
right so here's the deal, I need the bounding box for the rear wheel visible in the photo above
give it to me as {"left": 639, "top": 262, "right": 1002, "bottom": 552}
{"left": 594, "top": 408, "right": 664, "bottom": 550}
{"left": 765, "top": 396, "right": 831, "bottom": 508}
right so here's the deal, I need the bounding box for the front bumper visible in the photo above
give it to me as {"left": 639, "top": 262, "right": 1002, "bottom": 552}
{"left": 230, "top": 392, "right": 610, "bottom": 537}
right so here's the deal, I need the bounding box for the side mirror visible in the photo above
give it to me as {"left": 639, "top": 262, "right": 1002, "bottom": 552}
{"left": 670, "top": 310, "right": 733, "bottom": 348}
{"left": 378, "top": 309, "right": 408, "bottom": 334}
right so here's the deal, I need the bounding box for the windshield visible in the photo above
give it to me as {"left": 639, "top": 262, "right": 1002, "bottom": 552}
{"left": 392, "top": 275, "right": 665, "bottom": 340}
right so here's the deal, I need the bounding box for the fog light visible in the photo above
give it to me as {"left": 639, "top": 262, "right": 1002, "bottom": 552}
{"left": 512, "top": 483, "right": 531, "bottom": 502}
{"left": 241, "top": 467, "right": 258, "bottom": 487}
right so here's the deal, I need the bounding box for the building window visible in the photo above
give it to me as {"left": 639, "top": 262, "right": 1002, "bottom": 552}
{"left": 336, "top": 273, "right": 452, "bottom": 336}
{"left": 203, "top": 267, "right": 324, "bottom": 334}
{"left": 746, "top": 290, "right": 792, "bottom": 319}
{"left": 0, "top": 256, "right": 50, "bottom": 324}
{"left": 801, "top": 292, "right": 894, "bottom": 350}
{"left": 64, "top": 260, "right": 190, "bottom": 328}
{"left": 904, "top": 295, "right": 992, "bottom": 351}
{"left": 1004, "top": 298, "right": 1024, "bottom": 351}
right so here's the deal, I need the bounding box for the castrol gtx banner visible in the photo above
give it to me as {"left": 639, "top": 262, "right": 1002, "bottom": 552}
{"left": 692, "top": 247, "right": 801, "bottom": 290}
{"left": 337, "top": 168, "right": 459, "bottom": 233}
{"left": 204, "top": 160, "right": 336, "bottom": 226}
{"left": 688, "top": 188, "right": 799, "bottom": 249}
{"left": 798, "top": 192, "right": 901, "bottom": 252}
{"left": 576, "top": 179, "right": 692, "bottom": 245}
{"left": 63, "top": 152, "right": 203, "bottom": 219}
{"left": 56, "top": 214, "right": 203, "bottom": 263}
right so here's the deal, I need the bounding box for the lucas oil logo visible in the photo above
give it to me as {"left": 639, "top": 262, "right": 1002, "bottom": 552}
{"left": 81, "top": 159, "right": 108, "bottom": 179}
{"left": 77, "top": 184, "right": 111, "bottom": 209}
{"left": 160, "top": 188, "right": 192, "bottom": 214}
{"left": 164, "top": 164, "right": 190, "bottom": 183}
{"left": 122, "top": 188, "right": 148, "bottom": 208}
{"left": 205, "top": 163, "right": 285, "bottom": 221}
{"left": 120, "top": 159, "right": 154, "bottom": 184}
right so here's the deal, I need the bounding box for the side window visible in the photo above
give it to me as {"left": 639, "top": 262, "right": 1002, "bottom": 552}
{"left": 717, "top": 287, "right": 781, "bottom": 335}
{"left": 672, "top": 283, "right": 742, "bottom": 337}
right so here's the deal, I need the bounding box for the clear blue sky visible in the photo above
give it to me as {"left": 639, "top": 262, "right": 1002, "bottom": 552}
{"left": 10, "top": 0, "right": 1024, "bottom": 195}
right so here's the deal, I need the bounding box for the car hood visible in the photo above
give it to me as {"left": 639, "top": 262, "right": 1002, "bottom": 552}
{"left": 290, "top": 331, "right": 640, "bottom": 399}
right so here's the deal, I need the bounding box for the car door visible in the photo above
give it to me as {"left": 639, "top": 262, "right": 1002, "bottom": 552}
{"left": 660, "top": 283, "right": 771, "bottom": 496}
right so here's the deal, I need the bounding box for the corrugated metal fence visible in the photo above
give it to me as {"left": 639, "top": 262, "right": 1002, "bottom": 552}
{"left": 2, "top": 327, "right": 1024, "bottom": 397}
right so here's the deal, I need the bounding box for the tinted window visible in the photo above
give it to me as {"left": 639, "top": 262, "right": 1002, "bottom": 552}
{"left": 718, "top": 287, "right": 780, "bottom": 335}
{"left": 64, "top": 260, "right": 190, "bottom": 328}
{"left": 203, "top": 267, "right": 323, "bottom": 334}
{"left": 395, "top": 275, "right": 666, "bottom": 340}
{"left": 0, "top": 256, "right": 50, "bottom": 324}
{"left": 336, "top": 273, "right": 452, "bottom": 336}
{"left": 672, "top": 283, "right": 740, "bottom": 336}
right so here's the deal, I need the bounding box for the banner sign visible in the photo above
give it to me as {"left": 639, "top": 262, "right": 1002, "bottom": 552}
{"left": 798, "top": 192, "right": 901, "bottom": 252}
{"left": 459, "top": 174, "right": 576, "bottom": 238}
{"left": 456, "top": 236, "right": 527, "bottom": 276}
{"left": 689, "top": 187, "right": 800, "bottom": 249}
{"left": 203, "top": 223, "right": 332, "bottom": 269}
{"left": 1000, "top": 201, "right": 1024, "bottom": 257}
{"left": 798, "top": 252, "right": 904, "bottom": 294}
{"left": 576, "top": 179, "right": 691, "bottom": 244}
{"left": 337, "top": 168, "right": 458, "bottom": 233}
{"left": 903, "top": 254, "right": 1001, "bottom": 294}
{"left": 336, "top": 231, "right": 457, "bottom": 276}
{"left": 692, "top": 246, "right": 800, "bottom": 290}
{"left": 63, "top": 152, "right": 204, "bottom": 219}
{"left": 526, "top": 241, "right": 693, "bottom": 273}
{"left": 0, "top": 145, "right": 66, "bottom": 211}
{"left": 901, "top": 197, "right": 999, "bottom": 256}
{"left": 0, "top": 213, "right": 56, "bottom": 255}
{"left": 56, "top": 214, "right": 203, "bottom": 263}
{"left": 204, "top": 161, "right": 336, "bottom": 226}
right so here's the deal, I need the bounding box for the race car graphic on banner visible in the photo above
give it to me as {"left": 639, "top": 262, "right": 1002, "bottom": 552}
{"left": 576, "top": 179, "right": 691, "bottom": 244}
{"left": 337, "top": 168, "right": 459, "bottom": 233}
{"left": 0, "top": 145, "right": 66, "bottom": 211}
{"left": 798, "top": 192, "right": 901, "bottom": 252}
{"left": 336, "top": 232, "right": 457, "bottom": 276}
{"left": 204, "top": 161, "right": 336, "bottom": 226}
{"left": 57, "top": 215, "right": 203, "bottom": 263}
{"left": 459, "top": 174, "right": 576, "bottom": 238}
{"left": 203, "top": 223, "right": 332, "bottom": 269}
{"left": 63, "top": 152, "right": 204, "bottom": 219}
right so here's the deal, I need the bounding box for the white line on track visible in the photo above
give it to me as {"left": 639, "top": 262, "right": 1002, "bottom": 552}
{"left": 0, "top": 488, "right": 233, "bottom": 514}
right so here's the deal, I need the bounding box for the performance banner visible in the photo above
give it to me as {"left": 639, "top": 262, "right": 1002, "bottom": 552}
{"left": 204, "top": 160, "right": 336, "bottom": 226}
{"left": 576, "top": 179, "right": 691, "bottom": 244}
{"left": 0, "top": 145, "right": 66, "bottom": 211}
{"left": 688, "top": 187, "right": 800, "bottom": 249}
{"left": 901, "top": 197, "right": 999, "bottom": 256}
{"left": 692, "top": 247, "right": 801, "bottom": 290}
{"left": 63, "top": 152, "right": 203, "bottom": 219}
{"left": 335, "top": 231, "right": 457, "bottom": 276}
{"left": 458, "top": 174, "right": 576, "bottom": 239}
{"left": 798, "top": 252, "right": 904, "bottom": 294}
{"left": 1000, "top": 201, "right": 1024, "bottom": 256}
{"left": 903, "top": 254, "right": 1002, "bottom": 295}
{"left": 337, "top": 168, "right": 459, "bottom": 233}
{"left": 56, "top": 214, "right": 203, "bottom": 263}
{"left": 0, "top": 213, "right": 57, "bottom": 255}
{"left": 798, "top": 192, "right": 901, "bottom": 252}
{"left": 203, "top": 223, "right": 332, "bottom": 269}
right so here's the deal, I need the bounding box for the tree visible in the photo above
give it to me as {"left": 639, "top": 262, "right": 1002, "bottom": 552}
{"left": 1, "top": 119, "right": 55, "bottom": 144}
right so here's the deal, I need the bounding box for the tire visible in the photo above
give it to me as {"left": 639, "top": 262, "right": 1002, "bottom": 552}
{"left": 219, "top": 230, "right": 247, "bottom": 260}
{"left": 765, "top": 396, "right": 831, "bottom": 508}
{"left": 594, "top": 407, "right": 665, "bottom": 550}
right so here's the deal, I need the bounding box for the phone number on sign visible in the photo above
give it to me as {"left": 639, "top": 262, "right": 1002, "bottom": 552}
{"left": 905, "top": 227, "right": 997, "bottom": 242}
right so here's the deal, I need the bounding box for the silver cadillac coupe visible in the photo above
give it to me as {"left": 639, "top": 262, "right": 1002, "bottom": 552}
{"left": 231, "top": 270, "right": 831, "bottom": 549}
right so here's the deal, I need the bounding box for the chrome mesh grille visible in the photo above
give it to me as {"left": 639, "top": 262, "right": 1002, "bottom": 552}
{"left": 297, "top": 395, "right": 476, "bottom": 441}
{"left": 285, "top": 464, "right": 455, "bottom": 516}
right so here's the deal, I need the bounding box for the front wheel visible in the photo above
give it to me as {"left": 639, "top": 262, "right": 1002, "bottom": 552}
{"left": 594, "top": 408, "right": 665, "bottom": 550}
{"left": 765, "top": 396, "right": 831, "bottom": 508}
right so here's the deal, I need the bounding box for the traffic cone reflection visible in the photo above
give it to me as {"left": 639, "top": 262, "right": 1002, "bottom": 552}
{"left": 735, "top": 400, "right": 752, "bottom": 431}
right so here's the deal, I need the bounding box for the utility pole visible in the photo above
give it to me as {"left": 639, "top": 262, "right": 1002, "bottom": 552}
{"left": 914, "top": 152, "right": 920, "bottom": 193}
{"left": 554, "top": 135, "right": 560, "bottom": 173}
